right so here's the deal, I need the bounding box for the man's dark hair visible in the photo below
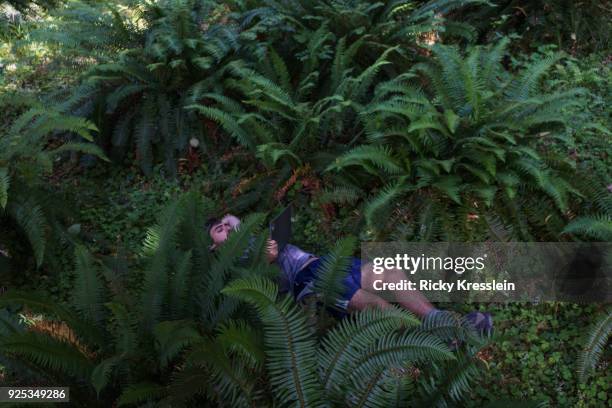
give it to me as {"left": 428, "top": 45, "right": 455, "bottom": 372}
{"left": 204, "top": 217, "right": 222, "bottom": 234}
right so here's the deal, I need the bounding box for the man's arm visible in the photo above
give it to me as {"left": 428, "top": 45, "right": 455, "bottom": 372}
{"left": 266, "top": 239, "right": 278, "bottom": 263}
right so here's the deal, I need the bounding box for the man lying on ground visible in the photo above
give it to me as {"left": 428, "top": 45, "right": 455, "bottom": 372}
{"left": 206, "top": 214, "right": 493, "bottom": 335}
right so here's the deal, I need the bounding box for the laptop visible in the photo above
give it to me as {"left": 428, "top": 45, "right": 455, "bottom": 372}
{"left": 269, "top": 206, "right": 292, "bottom": 251}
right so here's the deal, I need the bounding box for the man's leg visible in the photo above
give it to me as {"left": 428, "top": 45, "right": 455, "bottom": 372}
{"left": 347, "top": 288, "right": 391, "bottom": 311}
{"left": 359, "top": 262, "right": 435, "bottom": 318}
{"left": 350, "top": 262, "right": 493, "bottom": 336}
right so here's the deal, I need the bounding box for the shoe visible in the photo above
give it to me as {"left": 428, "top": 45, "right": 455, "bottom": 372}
{"left": 465, "top": 311, "right": 493, "bottom": 336}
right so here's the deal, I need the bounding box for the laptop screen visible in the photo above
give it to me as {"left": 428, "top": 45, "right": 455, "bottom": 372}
{"left": 270, "top": 206, "right": 291, "bottom": 251}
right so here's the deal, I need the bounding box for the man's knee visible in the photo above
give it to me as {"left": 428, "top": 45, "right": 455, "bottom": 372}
{"left": 381, "top": 267, "right": 407, "bottom": 284}
{"left": 347, "top": 289, "right": 390, "bottom": 311}
{"left": 361, "top": 262, "right": 406, "bottom": 288}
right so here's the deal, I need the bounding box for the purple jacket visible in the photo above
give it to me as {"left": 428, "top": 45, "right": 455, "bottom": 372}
{"left": 277, "top": 244, "right": 318, "bottom": 300}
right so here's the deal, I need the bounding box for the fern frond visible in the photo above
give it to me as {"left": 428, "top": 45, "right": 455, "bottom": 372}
{"left": 140, "top": 200, "right": 184, "bottom": 331}
{"left": 72, "top": 245, "right": 105, "bottom": 327}
{"left": 326, "top": 145, "right": 402, "bottom": 175}
{"left": 0, "top": 331, "right": 94, "bottom": 379}
{"left": 105, "top": 83, "right": 148, "bottom": 114}
{"left": 267, "top": 47, "right": 292, "bottom": 94}
{"left": 577, "top": 309, "right": 611, "bottom": 383}
{"left": 33, "top": 110, "right": 99, "bottom": 142}
{"left": 319, "top": 186, "right": 364, "bottom": 204}
{"left": 364, "top": 179, "right": 411, "bottom": 230}
{"left": 0, "top": 168, "right": 9, "bottom": 210}
{"left": 91, "top": 355, "right": 121, "bottom": 398}
{"left": 47, "top": 142, "right": 109, "bottom": 162}
{"left": 256, "top": 142, "right": 301, "bottom": 168}
{"left": 198, "top": 214, "right": 266, "bottom": 325}
{"left": 351, "top": 46, "right": 397, "bottom": 101}
{"left": 8, "top": 197, "right": 47, "bottom": 267}
{"left": 431, "top": 44, "right": 467, "bottom": 113}
{"left": 106, "top": 302, "right": 138, "bottom": 357}
{"left": 180, "top": 340, "right": 257, "bottom": 407}
{"left": 135, "top": 98, "right": 157, "bottom": 175}
{"left": 313, "top": 236, "right": 357, "bottom": 308}
{"left": 507, "top": 54, "right": 560, "bottom": 100}
{"left": 118, "top": 382, "right": 166, "bottom": 407}
{"left": 356, "top": 331, "right": 455, "bottom": 375}
{"left": 421, "top": 308, "right": 482, "bottom": 344}
{"left": 222, "top": 276, "right": 325, "bottom": 408}
{"left": 216, "top": 319, "right": 265, "bottom": 369}
{"left": 154, "top": 320, "right": 203, "bottom": 368}
{"left": 111, "top": 109, "right": 135, "bottom": 148}
{"left": 185, "top": 104, "right": 254, "bottom": 149}
{"left": 482, "top": 37, "right": 510, "bottom": 87}
{"left": 319, "top": 306, "right": 419, "bottom": 395}
{"left": 169, "top": 250, "right": 193, "bottom": 319}
{"left": 422, "top": 351, "right": 484, "bottom": 406}
{"left": 0, "top": 290, "right": 106, "bottom": 347}
{"left": 346, "top": 331, "right": 454, "bottom": 405}
{"left": 562, "top": 215, "right": 612, "bottom": 241}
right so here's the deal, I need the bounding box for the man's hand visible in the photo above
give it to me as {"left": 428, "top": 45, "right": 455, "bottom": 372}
{"left": 266, "top": 239, "right": 278, "bottom": 263}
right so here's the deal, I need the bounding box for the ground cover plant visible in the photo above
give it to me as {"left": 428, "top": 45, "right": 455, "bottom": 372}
{"left": 1, "top": 0, "right": 610, "bottom": 406}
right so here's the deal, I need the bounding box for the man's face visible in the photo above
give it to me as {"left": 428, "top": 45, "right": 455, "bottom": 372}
{"left": 209, "top": 215, "right": 240, "bottom": 247}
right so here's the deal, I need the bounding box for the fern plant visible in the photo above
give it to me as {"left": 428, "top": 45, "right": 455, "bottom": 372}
{"left": 25, "top": 0, "right": 141, "bottom": 64}
{"left": 1, "top": 190, "right": 499, "bottom": 406}
{"left": 0, "top": 99, "right": 106, "bottom": 268}
{"left": 0, "top": 191, "right": 278, "bottom": 404}
{"left": 189, "top": 0, "right": 489, "bottom": 173}
{"left": 129, "top": 287, "right": 465, "bottom": 407}
{"left": 187, "top": 39, "right": 397, "bottom": 172}
{"left": 30, "top": 0, "right": 489, "bottom": 177}
{"left": 3, "top": 0, "right": 60, "bottom": 12}
{"left": 461, "top": 0, "right": 612, "bottom": 53}
{"left": 577, "top": 307, "right": 611, "bottom": 383}
{"left": 239, "top": 0, "right": 489, "bottom": 67}
{"left": 326, "top": 39, "right": 607, "bottom": 240}
{"left": 53, "top": 0, "right": 249, "bottom": 175}
{"left": 127, "top": 273, "right": 494, "bottom": 407}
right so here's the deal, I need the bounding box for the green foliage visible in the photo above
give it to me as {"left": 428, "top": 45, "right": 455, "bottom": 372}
{"left": 187, "top": 44, "right": 399, "bottom": 172}
{"left": 518, "top": 48, "right": 611, "bottom": 181}
{"left": 562, "top": 215, "right": 612, "bottom": 241}
{"left": 2, "top": 1, "right": 60, "bottom": 12}
{"left": 464, "top": 1, "right": 612, "bottom": 53}
{"left": 187, "top": 0, "right": 490, "bottom": 189}
{"left": 72, "top": 244, "right": 105, "bottom": 326}
{"left": 577, "top": 308, "right": 611, "bottom": 383}
{"left": 0, "top": 330, "right": 94, "bottom": 376}
{"left": 0, "top": 192, "right": 270, "bottom": 405}
{"left": 1, "top": 194, "right": 499, "bottom": 407}
{"left": 2, "top": 0, "right": 610, "bottom": 406}
{"left": 0, "top": 100, "right": 106, "bottom": 268}
{"left": 26, "top": 0, "right": 141, "bottom": 61}
{"left": 50, "top": 0, "right": 247, "bottom": 175}
{"left": 224, "top": 276, "right": 326, "bottom": 407}
{"left": 74, "top": 164, "right": 186, "bottom": 255}
{"left": 313, "top": 236, "right": 357, "bottom": 310}
{"left": 327, "top": 39, "right": 604, "bottom": 240}
{"left": 464, "top": 303, "right": 610, "bottom": 407}
{"left": 16, "top": 0, "right": 491, "bottom": 176}
{"left": 529, "top": 48, "right": 612, "bottom": 241}
{"left": 318, "top": 306, "right": 420, "bottom": 397}
{"left": 222, "top": 275, "right": 475, "bottom": 407}
{"left": 0, "top": 167, "right": 8, "bottom": 209}
{"left": 241, "top": 0, "right": 488, "bottom": 62}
